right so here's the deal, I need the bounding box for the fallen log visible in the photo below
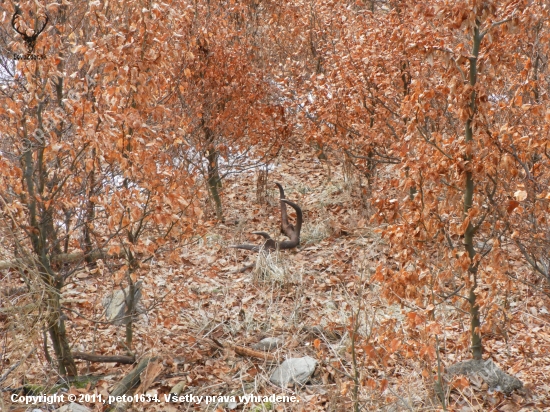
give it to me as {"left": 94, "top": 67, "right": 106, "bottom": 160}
{"left": 207, "top": 338, "right": 277, "bottom": 362}
{"left": 72, "top": 352, "right": 135, "bottom": 364}
{"left": 104, "top": 357, "right": 159, "bottom": 412}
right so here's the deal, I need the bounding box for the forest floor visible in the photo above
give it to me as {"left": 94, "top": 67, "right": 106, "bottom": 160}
{"left": 2, "top": 146, "right": 550, "bottom": 411}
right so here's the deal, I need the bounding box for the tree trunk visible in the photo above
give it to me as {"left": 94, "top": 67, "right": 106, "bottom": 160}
{"left": 207, "top": 149, "right": 223, "bottom": 221}
{"left": 203, "top": 124, "right": 223, "bottom": 220}
{"left": 48, "top": 304, "right": 78, "bottom": 376}
{"left": 83, "top": 148, "right": 97, "bottom": 264}
{"left": 463, "top": 19, "right": 483, "bottom": 360}
{"left": 125, "top": 275, "right": 136, "bottom": 350}
{"left": 19, "top": 74, "right": 78, "bottom": 377}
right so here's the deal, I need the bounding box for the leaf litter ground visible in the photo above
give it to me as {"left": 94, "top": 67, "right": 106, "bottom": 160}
{"left": 1, "top": 147, "right": 550, "bottom": 412}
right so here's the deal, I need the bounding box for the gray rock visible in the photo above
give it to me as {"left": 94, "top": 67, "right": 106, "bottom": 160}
{"left": 269, "top": 356, "right": 317, "bottom": 387}
{"left": 227, "top": 401, "right": 239, "bottom": 409}
{"left": 102, "top": 281, "right": 143, "bottom": 325}
{"left": 252, "top": 337, "right": 283, "bottom": 351}
{"left": 56, "top": 403, "right": 91, "bottom": 412}
{"left": 446, "top": 359, "right": 523, "bottom": 394}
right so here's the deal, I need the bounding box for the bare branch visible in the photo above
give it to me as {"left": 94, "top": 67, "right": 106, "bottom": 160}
{"left": 229, "top": 183, "right": 302, "bottom": 252}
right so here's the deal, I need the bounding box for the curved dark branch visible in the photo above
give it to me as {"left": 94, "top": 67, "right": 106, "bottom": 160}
{"left": 275, "top": 182, "right": 294, "bottom": 238}
{"left": 280, "top": 199, "right": 302, "bottom": 248}
{"left": 229, "top": 183, "right": 302, "bottom": 252}
{"left": 251, "top": 231, "right": 271, "bottom": 239}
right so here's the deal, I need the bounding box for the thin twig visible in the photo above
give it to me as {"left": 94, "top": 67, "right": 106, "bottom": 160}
{"left": 0, "top": 348, "right": 36, "bottom": 385}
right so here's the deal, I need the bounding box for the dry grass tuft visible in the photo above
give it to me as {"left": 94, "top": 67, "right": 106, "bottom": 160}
{"left": 253, "top": 249, "right": 288, "bottom": 283}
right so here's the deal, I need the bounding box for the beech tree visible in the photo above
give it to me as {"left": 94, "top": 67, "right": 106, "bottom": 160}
{"left": 171, "top": 1, "right": 290, "bottom": 221}
{"left": 280, "top": 0, "right": 550, "bottom": 361}
{"left": 335, "top": 1, "right": 550, "bottom": 365}
{"left": 387, "top": 0, "right": 550, "bottom": 361}
{"left": 0, "top": 0, "right": 202, "bottom": 374}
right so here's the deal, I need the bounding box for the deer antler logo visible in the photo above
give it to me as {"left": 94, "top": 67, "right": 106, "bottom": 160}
{"left": 11, "top": 5, "right": 49, "bottom": 55}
